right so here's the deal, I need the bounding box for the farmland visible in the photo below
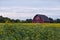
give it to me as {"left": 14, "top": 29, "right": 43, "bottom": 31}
{"left": 0, "top": 23, "right": 60, "bottom": 40}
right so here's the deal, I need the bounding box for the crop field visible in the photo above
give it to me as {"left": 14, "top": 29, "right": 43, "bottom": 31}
{"left": 0, "top": 23, "right": 60, "bottom": 40}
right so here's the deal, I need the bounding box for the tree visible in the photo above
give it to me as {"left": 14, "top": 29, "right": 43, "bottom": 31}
{"left": 10, "top": 19, "right": 15, "bottom": 23}
{"left": 26, "top": 19, "right": 32, "bottom": 23}
{"left": 15, "top": 19, "right": 20, "bottom": 23}
{"left": 0, "top": 16, "right": 5, "bottom": 23}
{"left": 4, "top": 17, "right": 11, "bottom": 23}
{"left": 55, "top": 19, "right": 60, "bottom": 23}
{"left": 49, "top": 18, "right": 53, "bottom": 23}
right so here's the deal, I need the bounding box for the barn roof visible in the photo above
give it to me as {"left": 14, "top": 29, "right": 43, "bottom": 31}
{"left": 36, "top": 14, "right": 50, "bottom": 21}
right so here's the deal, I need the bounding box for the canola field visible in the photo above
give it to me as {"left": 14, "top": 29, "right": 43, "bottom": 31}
{"left": 0, "top": 23, "right": 60, "bottom": 40}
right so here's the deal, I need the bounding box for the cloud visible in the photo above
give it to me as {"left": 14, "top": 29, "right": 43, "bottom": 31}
{"left": 0, "top": 0, "right": 60, "bottom": 8}
{"left": 0, "top": 13, "right": 36, "bottom": 20}
{"left": 0, "top": 6, "right": 60, "bottom": 20}
{"left": 0, "top": 0, "right": 60, "bottom": 20}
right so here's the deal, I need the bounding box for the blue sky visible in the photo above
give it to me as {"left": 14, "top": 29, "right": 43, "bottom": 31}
{"left": 0, "top": 0, "right": 60, "bottom": 20}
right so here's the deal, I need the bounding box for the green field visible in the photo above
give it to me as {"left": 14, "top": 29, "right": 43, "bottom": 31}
{"left": 0, "top": 23, "right": 60, "bottom": 40}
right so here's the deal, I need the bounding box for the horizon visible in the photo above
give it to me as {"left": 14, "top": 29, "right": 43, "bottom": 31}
{"left": 0, "top": 0, "right": 60, "bottom": 20}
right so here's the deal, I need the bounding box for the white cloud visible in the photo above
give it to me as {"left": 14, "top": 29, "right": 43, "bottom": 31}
{"left": 0, "top": 7, "right": 60, "bottom": 20}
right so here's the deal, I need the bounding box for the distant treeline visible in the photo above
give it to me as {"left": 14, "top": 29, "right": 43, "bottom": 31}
{"left": 0, "top": 16, "right": 60, "bottom": 23}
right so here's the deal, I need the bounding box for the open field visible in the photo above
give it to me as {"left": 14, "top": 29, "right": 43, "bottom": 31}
{"left": 0, "top": 23, "right": 60, "bottom": 40}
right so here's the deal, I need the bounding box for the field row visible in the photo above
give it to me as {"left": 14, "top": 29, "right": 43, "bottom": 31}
{"left": 0, "top": 23, "right": 60, "bottom": 40}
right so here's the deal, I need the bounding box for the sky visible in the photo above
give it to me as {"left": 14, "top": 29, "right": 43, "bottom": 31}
{"left": 0, "top": 0, "right": 60, "bottom": 20}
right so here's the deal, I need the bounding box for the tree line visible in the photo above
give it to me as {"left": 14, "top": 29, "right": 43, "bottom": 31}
{"left": 0, "top": 16, "right": 60, "bottom": 23}
{"left": 0, "top": 16, "right": 32, "bottom": 23}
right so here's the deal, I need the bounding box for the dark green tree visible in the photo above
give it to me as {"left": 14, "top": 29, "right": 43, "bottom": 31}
{"left": 4, "top": 17, "right": 11, "bottom": 23}
{"left": 0, "top": 16, "right": 5, "bottom": 23}
{"left": 55, "top": 19, "right": 60, "bottom": 23}
{"left": 15, "top": 19, "right": 20, "bottom": 23}
{"left": 26, "top": 19, "right": 32, "bottom": 23}
{"left": 49, "top": 18, "right": 53, "bottom": 23}
{"left": 10, "top": 19, "right": 15, "bottom": 23}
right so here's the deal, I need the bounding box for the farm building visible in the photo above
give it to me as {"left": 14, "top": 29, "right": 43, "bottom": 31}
{"left": 33, "top": 14, "right": 50, "bottom": 23}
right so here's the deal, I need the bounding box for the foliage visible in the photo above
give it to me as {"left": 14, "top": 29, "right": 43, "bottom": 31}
{"left": 0, "top": 16, "right": 60, "bottom": 23}
{"left": 49, "top": 18, "right": 54, "bottom": 23}
{"left": 26, "top": 19, "right": 32, "bottom": 23}
{"left": 0, "top": 23, "right": 60, "bottom": 40}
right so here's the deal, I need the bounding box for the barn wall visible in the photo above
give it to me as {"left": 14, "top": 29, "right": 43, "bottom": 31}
{"left": 33, "top": 16, "right": 44, "bottom": 23}
{"left": 33, "top": 14, "right": 50, "bottom": 23}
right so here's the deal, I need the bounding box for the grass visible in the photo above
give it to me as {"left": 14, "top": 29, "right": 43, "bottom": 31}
{"left": 0, "top": 23, "right": 60, "bottom": 40}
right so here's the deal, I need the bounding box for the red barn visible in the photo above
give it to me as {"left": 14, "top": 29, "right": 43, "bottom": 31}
{"left": 33, "top": 14, "right": 50, "bottom": 23}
